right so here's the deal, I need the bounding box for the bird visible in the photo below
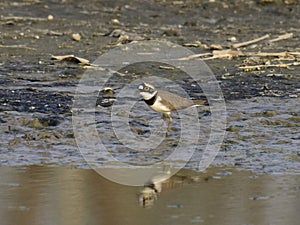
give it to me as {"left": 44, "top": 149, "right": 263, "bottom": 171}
{"left": 138, "top": 82, "right": 208, "bottom": 132}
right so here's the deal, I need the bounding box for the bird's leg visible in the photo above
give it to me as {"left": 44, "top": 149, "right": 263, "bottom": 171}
{"left": 158, "top": 113, "right": 172, "bottom": 136}
{"left": 161, "top": 113, "right": 167, "bottom": 126}
{"left": 155, "top": 114, "right": 167, "bottom": 135}
{"left": 166, "top": 113, "right": 173, "bottom": 133}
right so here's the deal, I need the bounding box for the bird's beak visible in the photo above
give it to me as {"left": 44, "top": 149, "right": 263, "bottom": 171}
{"left": 138, "top": 85, "right": 143, "bottom": 91}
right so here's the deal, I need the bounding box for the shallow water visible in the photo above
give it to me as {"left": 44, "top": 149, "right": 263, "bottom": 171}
{"left": 0, "top": 166, "right": 299, "bottom": 225}
{"left": 0, "top": 97, "right": 299, "bottom": 174}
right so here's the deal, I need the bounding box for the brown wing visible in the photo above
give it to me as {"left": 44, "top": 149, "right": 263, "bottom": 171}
{"left": 193, "top": 99, "right": 208, "bottom": 106}
{"left": 157, "top": 90, "right": 195, "bottom": 111}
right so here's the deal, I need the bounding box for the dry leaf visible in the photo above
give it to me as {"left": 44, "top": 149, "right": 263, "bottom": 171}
{"left": 51, "top": 55, "right": 90, "bottom": 65}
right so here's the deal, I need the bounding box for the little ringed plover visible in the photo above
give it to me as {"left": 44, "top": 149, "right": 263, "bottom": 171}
{"left": 138, "top": 82, "right": 208, "bottom": 132}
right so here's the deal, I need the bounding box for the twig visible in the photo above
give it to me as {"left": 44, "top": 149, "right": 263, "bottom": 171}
{"left": 232, "top": 34, "right": 270, "bottom": 49}
{"left": 289, "top": 52, "right": 300, "bottom": 56}
{"left": 159, "top": 65, "right": 175, "bottom": 70}
{"left": 178, "top": 50, "right": 300, "bottom": 61}
{"left": 0, "top": 44, "right": 36, "bottom": 50}
{"left": 245, "top": 52, "right": 288, "bottom": 57}
{"left": 208, "top": 49, "right": 244, "bottom": 59}
{"left": 177, "top": 53, "right": 212, "bottom": 60}
{"left": 245, "top": 51, "right": 300, "bottom": 59}
{"left": 239, "top": 62, "right": 300, "bottom": 71}
{"left": 178, "top": 50, "right": 243, "bottom": 60}
{"left": 0, "top": 16, "right": 49, "bottom": 22}
{"left": 269, "top": 33, "right": 294, "bottom": 43}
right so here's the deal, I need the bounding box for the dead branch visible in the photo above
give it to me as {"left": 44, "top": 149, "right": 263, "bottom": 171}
{"left": 245, "top": 52, "right": 288, "bottom": 57}
{"left": 239, "top": 62, "right": 300, "bottom": 71}
{"left": 269, "top": 33, "right": 294, "bottom": 43}
{"left": 209, "top": 49, "right": 244, "bottom": 59}
{"left": 0, "top": 15, "right": 49, "bottom": 22}
{"left": 159, "top": 65, "right": 175, "bottom": 70}
{"left": 232, "top": 34, "right": 270, "bottom": 49}
{"left": 178, "top": 50, "right": 243, "bottom": 60}
{"left": 0, "top": 44, "right": 36, "bottom": 50}
{"left": 178, "top": 53, "right": 212, "bottom": 60}
{"left": 245, "top": 51, "right": 300, "bottom": 60}
{"left": 289, "top": 52, "right": 300, "bottom": 56}
{"left": 179, "top": 50, "right": 300, "bottom": 61}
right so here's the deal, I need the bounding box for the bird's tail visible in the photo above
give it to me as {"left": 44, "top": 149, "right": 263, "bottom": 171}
{"left": 193, "top": 99, "right": 209, "bottom": 106}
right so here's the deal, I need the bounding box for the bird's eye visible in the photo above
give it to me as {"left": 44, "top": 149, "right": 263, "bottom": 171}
{"left": 144, "top": 86, "right": 149, "bottom": 91}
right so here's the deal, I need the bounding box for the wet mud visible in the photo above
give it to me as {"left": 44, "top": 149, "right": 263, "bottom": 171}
{"left": 0, "top": 0, "right": 299, "bottom": 173}
{"left": 0, "top": 0, "right": 299, "bottom": 224}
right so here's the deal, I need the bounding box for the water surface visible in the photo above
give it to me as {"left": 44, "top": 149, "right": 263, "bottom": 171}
{"left": 0, "top": 166, "right": 299, "bottom": 225}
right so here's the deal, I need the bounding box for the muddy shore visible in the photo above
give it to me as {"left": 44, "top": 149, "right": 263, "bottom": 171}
{"left": 1, "top": 0, "right": 299, "bottom": 106}
{"left": 0, "top": 0, "right": 299, "bottom": 172}
{"left": 0, "top": 1, "right": 299, "bottom": 224}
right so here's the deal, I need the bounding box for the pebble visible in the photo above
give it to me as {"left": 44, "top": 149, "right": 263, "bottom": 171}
{"left": 228, "top": 36, "right": 237, "bottom": 42}
{"left": 98, "top": 98, "right": 116, "bottom": 107}
{"left": 31, "top": 118, "right": 43, "bottom": 129}
{"left": 47, "top": 15, "right": 54, "bottom": 21}
{"left": 111, "top": 18, "right": 120, "bottom": 25}
{"left": 100, "top": 87, "right": 115, "bottom": 95}
{"left": 72, "top": 33, "right": 81, "bottom": 41}
{"left": 210, "top": 44, "right": 223, "bottom": 50}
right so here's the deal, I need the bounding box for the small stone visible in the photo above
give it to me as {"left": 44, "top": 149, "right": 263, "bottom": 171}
{"left": 100, "top": 87, "right": 115, "bottom": 95}
{"left": 31, "top": 118, "right": 43, "bottom": 129}
{"left": 108, "top": 29, "right": 122, "bottom": 37}
{"left": 72, "top": 33, "right": 81, "bottom": 41}
{"left": 36, "top": 133, "right": 58, "bottom": 140}
{"left": 284, "top": 0, "right": 295, "bottom": 4}
{"left": 98, "top": 98, "right": 116, "bottom": 107}
{"left": 163, "top": 29, "right": 179, "bottom": 37}
{"left": 209, "top": 44, "right": 223, "bottom": 50}
{"left": 226, "top": 126, "right": 240, "bottom": 132}
{"left": 111, "top": 18, "right": 120, "bottom": 25}
{"left": 173, "top": 1, "right": 184, "bottom": 5}
{"left": 229, "top": 36, "right": 237, "bottom": 42}
{"left": 47, "top": 15, "right": 54, "bottom": 21}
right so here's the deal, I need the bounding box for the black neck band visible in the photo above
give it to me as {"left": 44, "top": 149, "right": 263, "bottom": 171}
{"left": 144, "top": 93, "right": 157, "bottom": 106}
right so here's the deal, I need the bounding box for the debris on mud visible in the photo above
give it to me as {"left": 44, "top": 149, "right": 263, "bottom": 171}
{"left": 51, "top": 55, "right": 90, "bottom": 66}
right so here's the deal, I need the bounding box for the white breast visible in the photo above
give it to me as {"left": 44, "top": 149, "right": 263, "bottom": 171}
{"left": 150, "top": 96, "right": 170, "bottom": 113}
